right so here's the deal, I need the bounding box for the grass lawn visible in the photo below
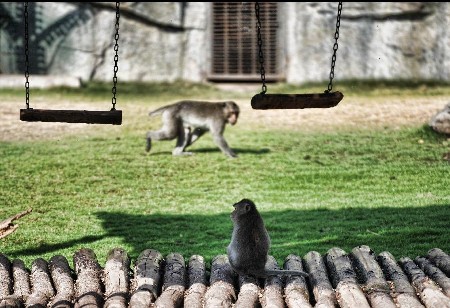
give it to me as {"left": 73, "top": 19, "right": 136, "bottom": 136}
{"left": 1, "top": 80, "right": 449, "bottom": 268}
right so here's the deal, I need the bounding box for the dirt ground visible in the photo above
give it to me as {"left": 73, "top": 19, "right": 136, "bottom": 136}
{"left": 1, "top": 95, "right": 448, "bottom": 142}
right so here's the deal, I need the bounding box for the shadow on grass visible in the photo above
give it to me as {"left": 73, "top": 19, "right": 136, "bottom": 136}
{"left": 11, "top": 235, "right": 105, "bottom": 256}
{"left": 94, "top": 204, "right": 449, "bottom": 261}
{"left": 190, "top": 147, "right": 270, "bottom": 155}
{"left": 147, "top": 147, "right": 270, "bottom": 156}
{"left": 10, "top": 204, "right": 449, "bottom": 262}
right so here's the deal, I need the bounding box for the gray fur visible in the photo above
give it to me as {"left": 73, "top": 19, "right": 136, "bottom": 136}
{"left": 227, "top": 199, "right": 308, "bottom": 278}
{"left": 145, "top": 100, "right": 240, "bottom": 158}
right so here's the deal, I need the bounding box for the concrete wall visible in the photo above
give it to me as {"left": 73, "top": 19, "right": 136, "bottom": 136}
{"left": 0, "top": 2, "right": 449, "bottom": 84}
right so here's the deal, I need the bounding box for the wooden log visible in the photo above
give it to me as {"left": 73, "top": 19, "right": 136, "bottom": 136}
{"left": 0, "top": 254, "right": 20, "bottom": 308}
{"left": 251, "top": 91, "right": 343, "bottom": 110}
{"left": 0, "top": 259, "right": 30, "bottom": 308}
{"left": 415, "top": 256, "right": 450, "bottom": 298}
{"left": 129, "top": 249, "right": 164, "bottom": 307}
{"left": 0, "top": 296, "right": 22, "bottom": 308}
{"left": 303, "top": 251, "right": 337, "bottom": 308}
{"left": 0, "top": 253, "right": 12, "bottom": 298}
{"left": 260, "top": 256, "right": 285, "bottom": 308}
{"left": 12, "top": 259, "right": 31, "bottom": 304}
{"left": 154, "top": 253, "right": 185, "bottom": 308}
{"left": 351, "top": 245, "right": 396, "bottom": 308}
{"left": 204, "top": 254, "right": 236, "bottom": 308}
{"left": 427, "top": 248, "right": 450, "bottom": 277}
{"left": 104, "top": 248, "right": 130, "bottom": 308}
{"left": 283, "top": 254, "right": 312, "bottom": 308}
{"left": 325, "top": 248, "right": 370, "bottom": 308}
{"left": 184, "top": 255, "right": 208, "bottom": 308}
{"left": 48, "top": 255, "right": 75, "bottom": 308}
{"left": 20, "top": 109, "right": 122, "bottom": 125}
{"left": 73, "top": 248, "right": 103, "bottom": 308}
{"left": 234, "top": 274, "right": 260, "bottom": 308}
{"left": 377, "top": 252, "right": 424, "bottom": 308}
{"left": 399, "top": 257, "right": 450, "bottom": 308}
{"left": 325, "top": 248, "right": 358, "bottom": 287}
{"left": 25, "top": 258, "right": 55, "bottom": 307}
{"left": 0, "top": 208, "right": 32, "bottom": 239}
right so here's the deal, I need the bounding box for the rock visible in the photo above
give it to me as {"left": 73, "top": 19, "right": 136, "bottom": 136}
{"left": 429, "top": 103, "right": 450, "bottom": 135}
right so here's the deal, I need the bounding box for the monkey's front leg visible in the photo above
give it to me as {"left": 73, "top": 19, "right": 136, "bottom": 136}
{"left": 212, "top": 133, "right": 237, "bottom": 158}
{"left": 172, "top": 127, "right": 193, "bottom": 156}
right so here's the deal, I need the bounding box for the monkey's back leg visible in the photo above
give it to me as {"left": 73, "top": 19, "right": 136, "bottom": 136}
{"left": 172, "top": 127, "right": 193, "bottom": 156}
{"left": 146, "top": 111, "right": 180, "bottom": 152}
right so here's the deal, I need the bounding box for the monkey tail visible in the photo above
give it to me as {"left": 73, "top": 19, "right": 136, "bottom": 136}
{"left": 265, "top": 269, "right": 309, "bottom": 278}
{"left": 148, "top": 103, "right": 181, "bottom": 117}
{"left": 148, "top": 106, "right": 168, "bottom": 117}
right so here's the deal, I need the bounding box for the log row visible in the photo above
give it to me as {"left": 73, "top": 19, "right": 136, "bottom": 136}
{"left": 1, "top": 246, "right": 449, "bottom": 307}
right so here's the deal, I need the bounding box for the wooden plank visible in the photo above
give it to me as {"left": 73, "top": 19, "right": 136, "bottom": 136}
{"left": 73, "top": 248, "right": 103, "bottom": 308}
{"left": 48, "top": 255, "right": 74, "bottom": 308}
{"left": 351, "top": 245, "right": 397, "bottom": 308}
{"left": 325, "top": 248, "right": 370, "bottom": 308}
{"left": 25, "top": 258, "right": 55, "bottom": 307}
{"left": 11, "top": 259, "right": 30, "bottom": 305}
{"left": 251, "top": 91, "right": 343, "bottom": 110}
{"left": 377, "top": 251, "right": 424, "bottom": 308}
{"left": 2, "top": 246, "right": 450, "bottom": 306}
{"left": 185, "top": 255, "right": 208, "bottom": 308}
{"left": 283, "top": 254, "right": 312, "bottom": 308}
{"left": 204, "top": 254, "right": 236, "bottom": 308}
{"left": 235, "top": 274, "right": 260, "bottom": 308}
{"left": 303, "top": 251, "right": 337, "bottom": 308}
{"left": 104, "top": 248, "right": 130, "bottom": 308}
{"left": 154, "top": 253, "right": 186, "bottom": 308}
{"left": 427, "top": 248, "right": 450, "bottom": 277}
{"left": 129, "top": 249, "right": 164, "bottom": 307}
{"left": 260, "top": 256, "right": 284, "bottom": 308}
{"left": 20, "top": 109, "right": 122, "bottom": 125}
{"left": 0, "top": 253, "right": 12, "bottom": 298}
{"left": 415, "top": 256, "right": 450, "bottom": 298}
{"left": 399, "top": 257, "right": 450, "bottom": 308}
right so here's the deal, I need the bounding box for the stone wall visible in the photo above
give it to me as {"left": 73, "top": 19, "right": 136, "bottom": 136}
{"left": 0, "top": 2, "right": 449, "bottom": 84}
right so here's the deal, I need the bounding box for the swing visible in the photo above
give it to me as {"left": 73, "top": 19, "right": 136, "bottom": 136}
{"left": 20, "top": 2, "right": 122, "bottom": 125}
{"left": 251, "top": 2, "right": 344, "bottom": 110}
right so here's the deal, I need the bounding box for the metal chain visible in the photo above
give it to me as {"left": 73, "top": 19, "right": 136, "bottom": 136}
{"left": 326, "top": 2, "right": 342, "bottom": 93}
{"left": 111, "top": 2, "right": 120, "bottom": 111}
{"left": 255, "top": 2, "right": 267, "bottom": 94}
{"left": 24, "top": 2, "right": 30, "bottom": 109}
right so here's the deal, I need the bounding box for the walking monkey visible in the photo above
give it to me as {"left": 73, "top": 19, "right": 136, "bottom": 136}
{"left": 146, "top": 100, "right": 240, "bottom": 158}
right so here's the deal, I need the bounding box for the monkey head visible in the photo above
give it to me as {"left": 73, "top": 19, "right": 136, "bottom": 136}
{"left": 231, "top": 198, "right": 256, "bottom": 221}
{"left": 222, "top": 101, "right": 240, "bottom": 126}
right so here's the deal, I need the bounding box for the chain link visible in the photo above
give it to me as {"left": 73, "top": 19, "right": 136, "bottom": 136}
{"left": 255, "top": 2, "right": 267, "bottom": 94}
{"left": 326, "top": 2, "right": 342, "bottom": 93}
{"left": 24, "top": 2, "right": 30, "bottom": 109}
{"left": 111, "top": 2, "right": 120, "bottom": 111}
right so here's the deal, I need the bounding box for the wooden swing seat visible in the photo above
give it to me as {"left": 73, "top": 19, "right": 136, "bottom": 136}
{"left": 20, "top": 108, "right": 122, "bottom": 125}
{"left": 251, "top": 91, "right": 344, "bottom": 110}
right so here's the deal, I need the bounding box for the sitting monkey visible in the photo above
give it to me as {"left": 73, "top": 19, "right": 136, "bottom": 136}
{"left": 145, "top": 100, "right": 240, "bottom": 158}
{"left": 228, "top": 199, "right": 309, "bottom": 278}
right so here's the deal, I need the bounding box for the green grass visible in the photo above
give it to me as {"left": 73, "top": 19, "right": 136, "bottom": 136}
{"left": 1, "top": 80, "right": 449, "bottom": 268}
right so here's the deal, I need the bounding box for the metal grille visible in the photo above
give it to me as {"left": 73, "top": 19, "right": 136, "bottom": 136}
{"left": 209, "top": 2, "right": 280, "bottom": 81}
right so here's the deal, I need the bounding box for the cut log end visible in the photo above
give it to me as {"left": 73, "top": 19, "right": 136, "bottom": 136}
{"left": 251, "top": 91, "right": 344, "bottom": 110}
{"left": 20, "top": 109, "right": 122, "bottom": 125}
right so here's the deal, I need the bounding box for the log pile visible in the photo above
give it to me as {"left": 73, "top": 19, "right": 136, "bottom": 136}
{"left": 1, "top": 246, "right": 449, "bottom": 307}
